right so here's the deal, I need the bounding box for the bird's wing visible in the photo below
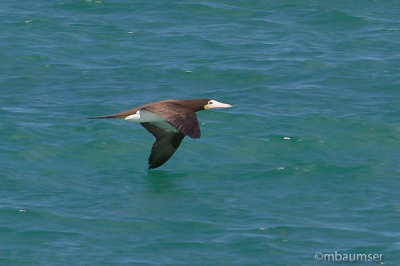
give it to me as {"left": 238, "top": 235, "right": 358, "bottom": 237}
{"left": 142, "top": 102, "right": 201, "bottom": 138}
{"left": 141, "top": 121, "right": 185, "bottom": 169}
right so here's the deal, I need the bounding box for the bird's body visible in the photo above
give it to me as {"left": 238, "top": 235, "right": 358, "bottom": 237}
{"left": 89, "top": 99, "right": 232, "bottom": 169}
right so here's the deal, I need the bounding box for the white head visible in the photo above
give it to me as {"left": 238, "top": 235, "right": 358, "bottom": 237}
{"left": 204, "top": 99, "right": 232, "bottom": 109}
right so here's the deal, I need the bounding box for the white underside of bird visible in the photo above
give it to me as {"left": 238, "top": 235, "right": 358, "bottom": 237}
{"left": 125, "top": 110, "right": 179, "bottom": 133}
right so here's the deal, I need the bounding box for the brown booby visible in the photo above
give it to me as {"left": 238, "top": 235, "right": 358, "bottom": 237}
{"left": 89, "top": 99, "right": 232, "bottom": 169}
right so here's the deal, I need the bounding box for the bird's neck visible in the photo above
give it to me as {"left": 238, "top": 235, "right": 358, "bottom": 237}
{"left": 180, "top": 99, "right": 208, "bottom": 112}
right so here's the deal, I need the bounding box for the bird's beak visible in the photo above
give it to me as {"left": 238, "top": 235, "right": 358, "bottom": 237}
{"left": 204, "top": 100, "right": 232, "bottom": 109}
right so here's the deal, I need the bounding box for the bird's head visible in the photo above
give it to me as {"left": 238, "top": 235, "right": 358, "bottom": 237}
{"left": 204, "top": 99, "right": 232, "bottom": 110}
{"left": 180, "top": 99, "right": 232, "bottom": 111}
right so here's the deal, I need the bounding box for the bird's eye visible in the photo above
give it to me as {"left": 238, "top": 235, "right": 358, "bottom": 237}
{"left": 209, "top": 101, "right": 213, "bottom": 104}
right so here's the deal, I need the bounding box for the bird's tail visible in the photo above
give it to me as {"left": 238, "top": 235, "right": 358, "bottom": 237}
{"left": 88, "top": 107, "right": 139, "bottom": 119}
{"left": 87, "top": 114, "right": 121, "bottom": 119}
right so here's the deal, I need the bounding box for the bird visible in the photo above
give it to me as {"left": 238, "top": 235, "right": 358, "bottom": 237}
{"left": 89, "top": 99, "right": 232, "bottom": 169}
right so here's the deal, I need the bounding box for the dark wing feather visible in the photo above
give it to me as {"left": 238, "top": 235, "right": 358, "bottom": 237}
{"left": 143, "top": 102, "right": 201, "bottom": 138}
{"left": 141, "top": 122, "right": 185, "bottom": 169}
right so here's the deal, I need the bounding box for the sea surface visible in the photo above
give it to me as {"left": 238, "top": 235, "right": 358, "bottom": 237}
{"left": 1, "top": 1, "right": 399, "bottom": 265}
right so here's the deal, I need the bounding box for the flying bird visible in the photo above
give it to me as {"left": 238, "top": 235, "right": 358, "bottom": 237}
{"left": 89, "top": 99, "right": 232, "bottom": 169}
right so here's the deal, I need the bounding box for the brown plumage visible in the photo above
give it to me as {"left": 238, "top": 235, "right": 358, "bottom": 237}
{"left": 89, "top": 98, "right": 232, "bottom": 169}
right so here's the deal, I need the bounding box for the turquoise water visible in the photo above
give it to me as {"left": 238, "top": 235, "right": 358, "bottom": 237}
{"left": 1, "top": 1, "right": 399, "bottom": 265}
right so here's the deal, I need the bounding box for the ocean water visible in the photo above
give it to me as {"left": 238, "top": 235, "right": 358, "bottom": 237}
{"left": 1, "top": 0, "right": 399, "bottom": 265}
